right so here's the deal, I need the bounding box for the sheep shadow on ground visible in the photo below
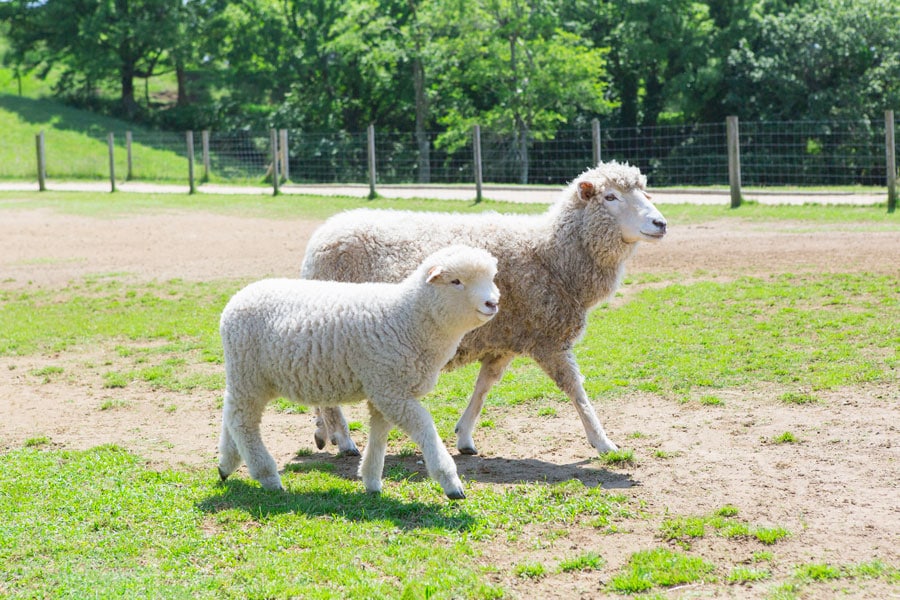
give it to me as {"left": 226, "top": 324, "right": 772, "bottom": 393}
{"left": 285, "top": 452, "right": 638, "bottom": 490}
{"left": 196, "top": 478, "right": 477, "bottom": 532}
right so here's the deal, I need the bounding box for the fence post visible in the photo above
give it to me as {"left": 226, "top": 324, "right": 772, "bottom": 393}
{"left": 280, "top": 129, "right": 289, "bottom": 182}
{"left": 107, "top": 132, "right": 116, "bottom": 193}
{"left": 367, "top": 124, "right": 377, "bottom": 199}
{"left": 592, "top": 119, "right": 602, "bottom": 165}
{"left": 270, "top": 128, "right": 280, "bottom": 196}
{"left": 186, "top": 130, "right": 196, "bottom": 194}
{"left": 126, "top": 131, "right": 133, "bottom": 181}
{"left": 726, "top": 116, "right": 742, "bottom": 208}
{"left": 35, "top": 131, "right": 46, "bottom": 192}
{"left": 473, "top": 124, "right": 483, "bottom": 203}
{"left": 886, "top": 110, "right": 897, "bottom": 213}
{"left": 202, "top": 130, "right": 211, "bottom": 183}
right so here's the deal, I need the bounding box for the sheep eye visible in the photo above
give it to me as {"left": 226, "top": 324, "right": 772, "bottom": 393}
{"left": 450, "top": 278, "right": 462, "bottom": 286}
{"left": 604, "top": 193, "right": 618, "bottom": 202}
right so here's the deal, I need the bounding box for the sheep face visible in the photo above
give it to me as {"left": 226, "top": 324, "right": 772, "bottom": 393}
{"left": 578, "top": 180, "right": 668, "bottom": 244}
{"left": 423, "top": 248, "right": 500, "bottom": 331}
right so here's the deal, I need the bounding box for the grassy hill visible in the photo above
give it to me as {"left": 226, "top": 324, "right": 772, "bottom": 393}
{"left": 0, "top": 94, "right": 190, "bottom": 181}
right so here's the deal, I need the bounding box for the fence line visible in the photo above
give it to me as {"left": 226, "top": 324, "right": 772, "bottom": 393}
{"left": 23, "top": 114, "right": 900, "bottom": 206}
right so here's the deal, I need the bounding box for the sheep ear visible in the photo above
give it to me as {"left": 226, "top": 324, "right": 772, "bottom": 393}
{"left": 578, "top": 181, "right": 595, "bottom": 203}
{"left": 426, "top": 265, "right": 445, "bottom": 284}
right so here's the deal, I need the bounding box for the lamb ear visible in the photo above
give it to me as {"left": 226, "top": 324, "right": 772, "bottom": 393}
{"left": 578, "top": 181, "right": 595, "bottom": 203}
{"left": 426, "top": 265, "right": 445, "bottom": 283}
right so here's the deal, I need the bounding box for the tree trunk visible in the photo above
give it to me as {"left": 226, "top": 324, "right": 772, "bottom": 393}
{"left": 413, "top": 56, "right": 430, "bottom": 183}
{"left": 120, "top": 62, "right": 138, "bottom": 118}
{"left": 516, "top": 115, "right": 529, "bottom": 185}
{"left": 176, "top": 59, "right": 188, "bottom": 107}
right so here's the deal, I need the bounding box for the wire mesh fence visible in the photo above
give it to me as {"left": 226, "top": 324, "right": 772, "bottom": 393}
{"left": 20, "top": 116, "right": 900, "bottom": 191}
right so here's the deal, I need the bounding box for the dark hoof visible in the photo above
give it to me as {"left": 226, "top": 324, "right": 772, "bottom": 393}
{"left": 458, "top": 446, "right": 479, "bottom": 456}
{"left": 314, "top": 431, "right": 326, "bottom": 450}
{"left": 339, "top": 448, "right": 361, "bottom": 458}
{"left": 217, "top": 467, "right": 229, "bottom": 481}
{"left": 446, "top": 490, "right": 466, "bottom": 500}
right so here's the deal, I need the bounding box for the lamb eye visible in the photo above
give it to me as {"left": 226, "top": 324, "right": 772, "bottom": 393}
{"left": 450, "top": 279, "right": 462, "bottom": 286}
{"left": 604, "top": 193, "right": 617, "bottom": 202}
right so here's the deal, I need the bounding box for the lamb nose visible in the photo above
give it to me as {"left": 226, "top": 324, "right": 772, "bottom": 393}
{"left": 485, "top": 301, "right": 498, "bottom": 310}
{"left": 653, "top": 219, "right": 667, "bottom": 233}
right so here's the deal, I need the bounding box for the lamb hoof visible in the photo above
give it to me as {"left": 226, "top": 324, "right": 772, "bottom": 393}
{"left": 339, "top": 447, "right": 361, "bottom": 458}
{"left": 446, "top": 489, "right": 466, "bottom": 501}
{"left": 314, "top": 431, "right": 326, "bottom": 450}
{"left": 457, "top": 445, "right": 479, "bottom": 456}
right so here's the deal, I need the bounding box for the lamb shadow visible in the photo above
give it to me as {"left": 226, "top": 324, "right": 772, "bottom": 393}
{"left": 196, "top": 477, "right": 477, "bottom": 532}
{"left": 288, "top": 451, "right": 638, "bottom": 490}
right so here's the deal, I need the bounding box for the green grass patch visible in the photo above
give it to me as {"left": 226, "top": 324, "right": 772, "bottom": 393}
{"left": 0, "top": 446, "right": 638, "bottom": 599}
{"left": 779, "top": 391, "right": 820, "bottom": 405}
{"left": 773, "top": 431, "right": 799, "bottom": 444}
{"left": 558, "top": 551, "right": 604, "bottom": 573}
{"left": 609, "top": 547, "right": 716, "bottom": 593}
{"left": 660, "top": 507, "right": 790, "bottom": 548}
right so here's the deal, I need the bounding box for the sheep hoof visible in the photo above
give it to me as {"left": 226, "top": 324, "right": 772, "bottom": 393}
{"left": 457, "top": 445, "right": 479, "bottom": 456}
{"left": 446, "top": 490, "right": 466, "bottom": 500}
{"left": 314, "top": 431, "right": 326, "bottom": 450}
{"left": 339, "top": 447, "right": 361, "bottom": 458}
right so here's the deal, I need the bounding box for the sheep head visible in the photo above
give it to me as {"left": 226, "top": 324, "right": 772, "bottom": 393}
{"left": 573, "top": 162, "right": 667, "bottom": 244}
{"left": 420, "top": 245, "right": 500, "bottom": 330}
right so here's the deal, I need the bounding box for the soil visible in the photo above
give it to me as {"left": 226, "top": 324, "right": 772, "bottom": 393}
{"left": 1, "top": 204, "right": 898, "bottom": 598}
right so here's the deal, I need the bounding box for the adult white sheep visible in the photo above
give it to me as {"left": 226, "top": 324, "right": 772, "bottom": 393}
{"left": 218, "top": 244, "right": 500, "bottom": 499}
{"left": 301, "top": 161, "right": 667, "bottom": 457}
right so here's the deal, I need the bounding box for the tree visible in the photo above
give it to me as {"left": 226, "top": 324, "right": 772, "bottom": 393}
{"left": 426, "top": 0, "right": 611, "bottom": 183}
{"left": 723, "top": 0, "right": 900, "bottom": 121}
{"left": 2, "top": 0, "right": 184, "bottom": 118}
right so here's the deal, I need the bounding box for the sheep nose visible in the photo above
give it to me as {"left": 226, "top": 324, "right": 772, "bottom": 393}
{"left": 652, "top": 218, "right": 667, "bottom": 233}
{"left": 485, "top": 300, "right": 498, "bottom": 310}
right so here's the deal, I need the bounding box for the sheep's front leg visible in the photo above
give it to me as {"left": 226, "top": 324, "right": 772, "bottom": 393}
{"left": 219, "top": 390, "right": 283, "bottom": 490}
{"left": 455, "top": 353, "right": 514, "bottom": 455}
{"left": 375, "top": 397, "right": 465, "bottom": 500}
{"left": 358, "top": 401, "right": 391, "bottom": 494}
{"left": 313, "top": 406, "right": 361, "bottom": 456}
{"left": 533, "top": 349, "right": 618, "bottom": 454}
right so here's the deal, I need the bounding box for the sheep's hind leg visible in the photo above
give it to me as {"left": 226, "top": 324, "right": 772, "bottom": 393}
{"left": 376, "top": 397, "right": 465, "bottom": 500}
{"left": 533, "top": 350, "right": 618, "bottom": 454}
{"left": 221, "top": 391, "right": 283, "bottom": 491}
{"left": 455, "top": 354, "right": 514, "bottom": 455}
{"left": 358, "top": 401, "right": 391, "bottom": 494}
{"left": 217, "top": 410, "right": 242, "bottom": 480}
{"left": 314, "top": 406, "right": 360, "bottom": 456}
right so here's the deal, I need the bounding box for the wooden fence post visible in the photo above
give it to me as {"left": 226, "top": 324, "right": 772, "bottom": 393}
{"left": 592, "top": 119, "right": 602, "bottom": 165}
{"left": 270, "top": 128, "right": 280, "bottom": 196}
{"left": 473, "top": 124, "right": 483, "bottom": 203}
{"left": 367, "top": 124, "right": 377, "bottom": 199}
{"left": 280, "top": 129, "right": 289, "bottom": 182}
{"left": 202, "top": 130, "right": 211, "bottom": 183}
{"left": 726, "top": 116, "right": 742, "bottom": 208}
{"left": 35, "top": 131, "right": 46, "bottom": 192}
{"left": 886, "top": 110, "right": 897, "bottom": 213}
{"left": 186, "top": 130, "right": 196, "bottom": 194}
{"left": 107, "top": 132, "right": 116, "bottom": 193}
{"left": 126, "top": 131, "right": 133, "bottom": 181}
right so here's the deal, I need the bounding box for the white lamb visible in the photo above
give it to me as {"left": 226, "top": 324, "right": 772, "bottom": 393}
{"left": 218, "top": 244, "right": 500, "bottom": 499}
{"left": 301, "top": 161, "right": 667, "bottom": 457}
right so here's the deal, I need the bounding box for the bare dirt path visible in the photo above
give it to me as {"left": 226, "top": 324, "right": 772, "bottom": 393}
{"left": 1, "top": 204, "right": 898, "bottom": 598}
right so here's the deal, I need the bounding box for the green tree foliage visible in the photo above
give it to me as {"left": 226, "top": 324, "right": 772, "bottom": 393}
{"left": 1, "top": 0, "right": 184, "bottom": 118}
{"left": 723, "top": 0, "right": 900, "bottom": 121}
{"left": 2, "top": 0, "right": 899, "bottom": 132}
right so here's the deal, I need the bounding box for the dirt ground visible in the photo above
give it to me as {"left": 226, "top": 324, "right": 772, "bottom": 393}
{"left": 1, "top": 203, "right": 898, "bottom": 598}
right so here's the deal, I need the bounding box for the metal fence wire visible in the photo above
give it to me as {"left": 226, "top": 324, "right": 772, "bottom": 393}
{"left": 23, "top": 117, "right": 899, "bottom": 189}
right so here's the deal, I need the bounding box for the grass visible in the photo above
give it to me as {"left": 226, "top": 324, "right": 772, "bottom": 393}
{"left": 0, "top": 193, "right": 897, "bottom": 597}
{"left": 0, "top": 446, "right": 634, "bottom": 599}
